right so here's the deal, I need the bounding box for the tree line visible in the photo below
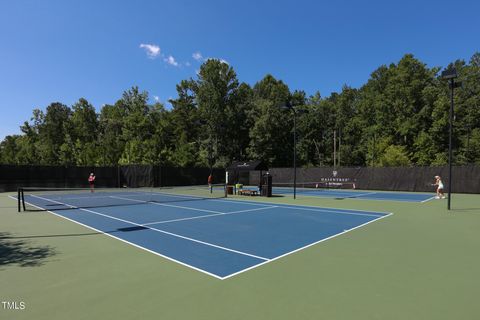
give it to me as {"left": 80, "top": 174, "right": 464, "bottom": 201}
{"left": 1, "top": 53, "right": 479, "bottom": 168}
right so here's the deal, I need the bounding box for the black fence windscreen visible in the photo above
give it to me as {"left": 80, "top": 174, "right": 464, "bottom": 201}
{"left": 249, "top": 166, "right": 480, "bottom": 194}
{"left": 119, "top": 165, "right": 154, "bottom": 188}
{"left": 0, "top": 165, "right": 226, "bottom": 192}
{"left": 0, "top": 165, "right": 118, "bottom": 191}
{"left": 4, "top": 164, "right": 477, "bottom": 194}
{"left": 159, "top": 167, "right": 224, "bottom": 187}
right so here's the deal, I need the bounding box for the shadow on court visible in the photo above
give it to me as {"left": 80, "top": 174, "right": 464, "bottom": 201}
{"left": 0, "top": 225, "right": 148, "bottom": 241}
{"left": 0, "top": 226, "right": 149, "bottom": 268}
{"left": 0, "top": 232, "right": 57, "bottom": 268}
{"left": 0, "top": 231, "right": 104, "bottom": 240}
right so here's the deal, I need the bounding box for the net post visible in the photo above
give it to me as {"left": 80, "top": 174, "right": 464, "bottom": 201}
{"left": 17, "top": 188, "right": 21, "bottom": 212}
{"left": 21, "top": 188, "right": 26, "bottom": 212}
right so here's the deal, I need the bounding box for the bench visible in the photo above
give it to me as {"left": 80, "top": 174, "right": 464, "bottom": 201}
{"left": 238, "top": 189, "right": 258, "bottom": 196}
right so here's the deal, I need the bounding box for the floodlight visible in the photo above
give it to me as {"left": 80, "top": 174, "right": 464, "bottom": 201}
{"left": 441, "top": 67, "right": 458, "bottom": 80}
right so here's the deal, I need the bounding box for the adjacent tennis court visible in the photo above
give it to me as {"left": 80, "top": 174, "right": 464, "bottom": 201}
{"left": 16, "top": 188, "right": 390, "bottom": 279}
{"left": 272, "top": 186, "right": 434, "bottom": 202}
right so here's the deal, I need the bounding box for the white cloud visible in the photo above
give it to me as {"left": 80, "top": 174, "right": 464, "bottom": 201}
{"left": 153, "top": 96, "right": 160, "bottom": 102}
{"left": 192, "top": 51, "right": 203, "bottom": 61}
{"left": 164, "top": 55, "right": 179, "bottom": 67}
{"left": 140, "top": 43, "right": 161, "bottom": 59}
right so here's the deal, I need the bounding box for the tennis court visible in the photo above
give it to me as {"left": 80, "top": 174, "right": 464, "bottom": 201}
{"left": 272, "top": 186, "right": 434, "bottom": 202}
{"left": 17, "top": 187, "right": 390, "bottom": 279}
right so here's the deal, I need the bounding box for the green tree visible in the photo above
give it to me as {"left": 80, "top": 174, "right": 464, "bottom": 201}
{"left": 14, "top": 110, "right": 43, "bottom": 164}
{"left": 467, "top": 128, "right": 480, "bottom": 164}
{"left": 69, "top": 98, "right": 99, "bottom": 165}
{"left": 378, "top": 145, "right": 411, "bottom": 166}
{"left": 0, "top": 135, "right": 21, "bottom": 164}
{"left": 195, "top": 59, "right": 240, "bottom": 168}
{"left": 36, "top": 103, "right": 72, "bottom": 165}
{"left": 169, "top": 80, "right": 200, "bottom": 166}
{"left": 451, "top": 53, "right": 480, "bottom": 164}
{"left": 98, "top": 103, "right": 126, "bottom": 165}
{"left": 145, "top": 103, "right": 172, "bottom": 165}
{"left": 2, "top": 52, "right": 480, "bottom": 168}
{"left": 118, "top": 87, "right": 156, "bottom": 164}
{"left": 297, "top": 92, "right": 335, "bottom": 166}
{"left": 248, "top": 75, "right": 292, "bottom": 166}
{"left": 226, "top": 82, "right": 254, "bottom": 162}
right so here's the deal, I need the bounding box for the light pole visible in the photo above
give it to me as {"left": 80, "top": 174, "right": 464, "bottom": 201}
{"left": 338, "top": 126, "right": 342, "bottom": 168}
{"left": 281, "top": 102, "right": 298, "bottom": 199}
{"left": 441, "top": 67, "right": 461, "bottom": 210}
{"left": 196, "top": 119, "right": 216, "bottom": 192}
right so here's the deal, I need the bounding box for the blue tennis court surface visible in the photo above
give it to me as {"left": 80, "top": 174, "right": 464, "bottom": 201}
{"left": 273, "top": 187, "right": 434, "bottom": 202}
{"left": 22, "top": 191, "right": 391, "bottom": 279}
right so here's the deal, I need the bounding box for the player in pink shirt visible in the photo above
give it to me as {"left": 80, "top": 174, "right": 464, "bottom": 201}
{"left": 88, "top": 173, "right": 96, "bottom": 193}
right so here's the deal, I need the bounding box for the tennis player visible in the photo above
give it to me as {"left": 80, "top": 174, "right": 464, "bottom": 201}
{"left": 208, "top": 174, "right": 213, "bottom": 192}
{"left": 88, "top": 172, "right": 96, "bottom": 193}
{"left": 434, "top": 175, "right": 445, "bottom": 199}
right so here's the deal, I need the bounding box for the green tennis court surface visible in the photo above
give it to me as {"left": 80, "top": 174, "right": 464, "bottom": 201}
{"left": 1, "top": 191, "right": 480, "bottom": 319}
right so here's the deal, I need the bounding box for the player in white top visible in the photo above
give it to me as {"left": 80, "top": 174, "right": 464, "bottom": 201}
{"left": 434, "top": 176, "right": 445, "bottom": 199}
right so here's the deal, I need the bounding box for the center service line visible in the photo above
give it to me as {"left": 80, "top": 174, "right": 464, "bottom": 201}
{"left": 30, "top": 195, "right": 269, "bottom": 262}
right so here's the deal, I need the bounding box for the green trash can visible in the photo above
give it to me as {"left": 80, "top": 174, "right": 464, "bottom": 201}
{"left": 235, "top": 183, "right": 243, "bottom": 194}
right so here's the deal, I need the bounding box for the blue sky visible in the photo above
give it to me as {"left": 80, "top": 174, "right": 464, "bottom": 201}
{"left": 0, "top": 0, "right": 478, "bottom": 140}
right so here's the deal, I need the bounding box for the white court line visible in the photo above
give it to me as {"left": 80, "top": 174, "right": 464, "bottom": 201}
{"left": 30, "top": 195, "right": 269, "bottom": 263}
{"left": 282, "top": 192, "right": 429, "bottom": 203}
{"left": 346, "top": 191, "right": 379, "bottom": 198}
{"left": 421, "top": 196, "right": 436, "bottom": 203}
{"left": 128, "top": 191, "right": 216, "bottom": 200}
{"left": 27, "top": 189, "right": 214, "bottom": 203}
{"left": 329, "top": 196, "right": 428, "bottom": 203}
{"left": 31, "top": 192, "right": 149, "bottom": 202}
{"left": 303, "top": 191, "right": 378, "bottom": 199}
{"left": 130, "top": 189, "right": 410, "bottom": 212}
{"left": 297, "top": 207, "right": 384, "bottom": 217}
{"left": 213, "top": 196, "right": 394, "bottom": 214}
{"left": 115, "top": 193, "right": 381, "bottom": 218}
{"left": 274, "top": 204, "right": 385, "bottom": 218}
{"left": 227, "top": 206, "right": 278, "bottom": 214}
{"left": 49, "top": 195, "right": 114, "bottom": 200}
{"left": 222, "top": 212, "right": 394, "bottom": 280}
{"left": 110, "top": 195, "right": 226, "bottom": 215}
{"left": 277, "top": 189, "right": 431, "bottom": 203}
{"left": 142, "top": 206, "right": 278, "bottom": 226}
{"left": 37, "top": 190, "right": 223, "bottom": 206}
{"left": 17, "top": 197, "right": 224, "bottom": 280}
{"left": 14, "top": 195, "right": 393, "bottom": 280}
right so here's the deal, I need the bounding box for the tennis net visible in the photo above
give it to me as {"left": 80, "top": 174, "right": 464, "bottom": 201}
{"left": 18, "top": 184, "right": 226, "bottom": 212}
